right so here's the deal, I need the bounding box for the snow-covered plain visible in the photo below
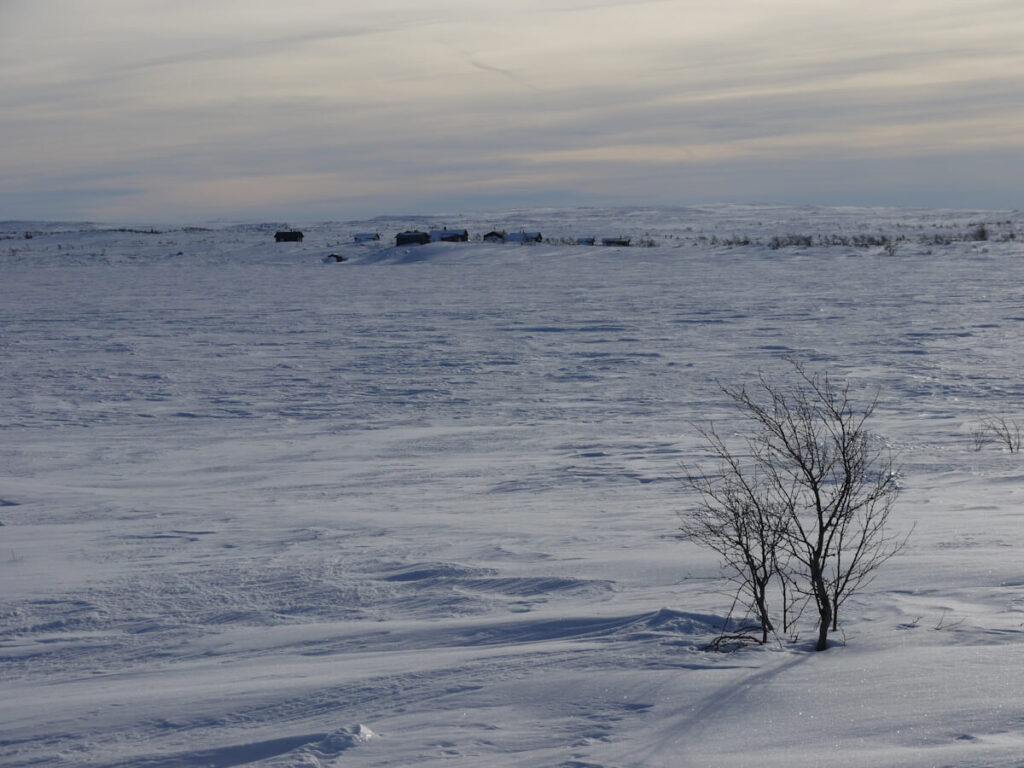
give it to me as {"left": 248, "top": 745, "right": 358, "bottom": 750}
{"left": 2, "top": 206, "right": 1024, "bottom": 767}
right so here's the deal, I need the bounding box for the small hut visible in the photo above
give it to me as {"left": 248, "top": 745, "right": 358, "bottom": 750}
{"left": 601, "top": 237, "right": 630, "bottom": 247}
{"left": 483, "top": 230, "right": 506, "bottom": 243}
{"left": 430, "top": 228, "right": 469, "bottom": 243}
{"left": 506, "top": 232, "right": 542, "bottom": 244}
{"left": 396, "top": 231, "right": 431, "bottom": 246}
{"left": 275, "top": 231, "right": 304, "bottom": 242}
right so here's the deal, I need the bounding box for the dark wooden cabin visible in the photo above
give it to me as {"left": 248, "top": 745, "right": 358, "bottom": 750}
{"left": 396, "top": 231, "right": 431, "bottom": 246}
{"left": 430, "top": 228, "right": 469, "bottom": 243}
{"left": 506, "top": 232, "right": 542, "bottom": 244}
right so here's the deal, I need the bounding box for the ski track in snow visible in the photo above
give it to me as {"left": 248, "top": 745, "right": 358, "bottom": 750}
{"left": 2, "top": 206, "right": 1024, "bottom": 766}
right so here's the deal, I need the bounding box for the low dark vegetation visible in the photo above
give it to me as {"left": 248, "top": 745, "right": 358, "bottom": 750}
{"left": 704, "top": 224, "right": 1017, "bottom": 251}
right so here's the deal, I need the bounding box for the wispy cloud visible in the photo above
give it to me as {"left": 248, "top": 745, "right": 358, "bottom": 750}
{"left": 3, "top": 0, "right": 1024, "bottom": 220}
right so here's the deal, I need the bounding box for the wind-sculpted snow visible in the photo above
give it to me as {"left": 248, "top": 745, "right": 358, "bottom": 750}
{"left": 3, "top": 206, "right": 1024, "bottom": 766}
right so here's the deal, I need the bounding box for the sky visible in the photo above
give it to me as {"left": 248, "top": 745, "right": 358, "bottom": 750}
{"left": 3, "top": 0, "right": 1024, "bottom": 222}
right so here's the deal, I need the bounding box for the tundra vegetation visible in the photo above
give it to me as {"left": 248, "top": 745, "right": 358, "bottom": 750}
{"left": 681, "top": 363, "right": 907, "bottom": 651}
{"left": 971, "top": 414, "right": 1022, "bottom": 454}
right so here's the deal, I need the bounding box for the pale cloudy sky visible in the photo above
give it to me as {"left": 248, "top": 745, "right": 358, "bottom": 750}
{"left": 3, "top": 0, "right": 1023, "bottom": 221}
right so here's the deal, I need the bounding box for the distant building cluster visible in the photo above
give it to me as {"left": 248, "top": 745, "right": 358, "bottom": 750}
{"left": 274, "top": 228, "right": 633, "bottom": 248}
{"left": 395, "top": 228, "right": 469, "bottom": 245}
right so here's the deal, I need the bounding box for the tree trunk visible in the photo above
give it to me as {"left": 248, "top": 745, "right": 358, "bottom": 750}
{"left": 755, "top": 589, "right": 773, "bottom": 643}
{"left": 811, "top": 567, "right": 832, "bottom": 651}
{"left": 815, "top": 616, "right": 830, "bottom": 651}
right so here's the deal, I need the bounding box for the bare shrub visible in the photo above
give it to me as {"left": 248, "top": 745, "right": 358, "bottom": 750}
{"left": 680, "top": 363, "right": 907, "bottom": 651}
{"left": 681, "top": 426, "right": 793, "bottom": 644}
{"left": 973, "top": 415, "right": 1021, "bottom": 453}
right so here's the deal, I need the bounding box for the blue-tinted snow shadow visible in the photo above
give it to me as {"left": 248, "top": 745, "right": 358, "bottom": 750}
{"left": 299, "top": 608, "right": 732, "bottom": 661}
{"left": 452, "top": 607, "right": 727, "bottom": 647}
{"left": 99, "top": 733, "right": 325, "bottom": 768}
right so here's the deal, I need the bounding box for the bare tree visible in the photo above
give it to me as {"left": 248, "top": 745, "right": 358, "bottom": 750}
{"left": 683, "top": 363, "right": 906, "bottom": 651}
{"left": 680, "top": 425, "right": 791, "bottom": 644}
{"left": 972, "top": 415, "right": 1021, "bottom": 454}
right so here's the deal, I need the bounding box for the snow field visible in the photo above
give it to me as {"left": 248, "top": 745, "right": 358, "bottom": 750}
{"left": 2, "top": 206, "right": 1024, "bottom": 766}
